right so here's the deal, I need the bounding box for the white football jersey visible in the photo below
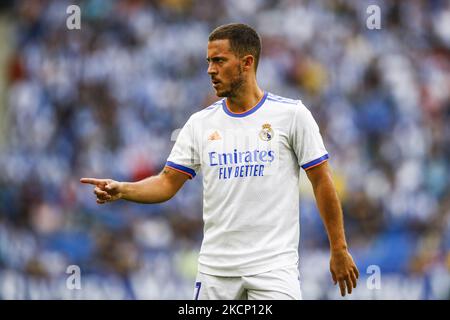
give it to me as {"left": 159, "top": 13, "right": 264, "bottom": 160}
{"left": 166, "top": 92, "right": 328, "bottom": 276}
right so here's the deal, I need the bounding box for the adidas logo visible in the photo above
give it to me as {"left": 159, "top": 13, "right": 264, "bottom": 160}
{"left": 208, "top": 131, "right": 221, "bottom": 141}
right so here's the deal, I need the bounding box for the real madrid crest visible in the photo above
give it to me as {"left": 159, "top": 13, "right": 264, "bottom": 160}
{"left": 259, "top": 123, "right": 274, "bottom": 141}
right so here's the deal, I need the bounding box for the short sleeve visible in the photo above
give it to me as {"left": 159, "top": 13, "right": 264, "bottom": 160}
{"left": 290, "top": 101, "right": 329, "bottom": 171}
{"left": 166, "top": 116, "right": 201, "bottom": 179}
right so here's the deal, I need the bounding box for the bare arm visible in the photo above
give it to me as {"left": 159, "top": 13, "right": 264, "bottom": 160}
{"left": 306, "top": 161, "right": 359, "bottom": 296}
{"left": 80, "top": 166, "right": 190, "bottom": 204}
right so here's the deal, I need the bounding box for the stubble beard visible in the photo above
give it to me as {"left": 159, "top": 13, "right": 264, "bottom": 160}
{"left": 217, "top": 67, "right": 245, "bottom": 98}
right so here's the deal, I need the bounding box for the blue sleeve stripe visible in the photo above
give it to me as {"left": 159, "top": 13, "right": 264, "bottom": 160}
{"left": 165, "top": 161, "right": 196, "bottom": 178}
{"left": 301, "top": 154, "right": 329, "bottom": 170}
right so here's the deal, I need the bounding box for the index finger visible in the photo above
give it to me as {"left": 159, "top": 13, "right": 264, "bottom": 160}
{"left": 80, "top": 178, "right": 107, "bottom": 186}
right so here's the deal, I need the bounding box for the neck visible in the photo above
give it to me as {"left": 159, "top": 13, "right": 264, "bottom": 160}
{"left": 226, "top": 80, "right": 264, "bottom": 113}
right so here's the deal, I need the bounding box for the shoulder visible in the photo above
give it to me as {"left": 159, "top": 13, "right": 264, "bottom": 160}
{"left": 266, "top": 92, "right": 310, "bottom": 116}
{"left": 188, "top": 99, "right": 224, "bottom": 123}
{"left": 204, "top": 99, "right": 224, "bottom": 111}
{"left": 267, "top": 92, "right": 299, "bottom": 106}
{"left": 179, "top": 99, "right": 223, "bottom": 129}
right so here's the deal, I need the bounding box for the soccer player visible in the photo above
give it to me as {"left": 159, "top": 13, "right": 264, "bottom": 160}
{"left": 80, "top": 23, "right": 359, "bottom": 299}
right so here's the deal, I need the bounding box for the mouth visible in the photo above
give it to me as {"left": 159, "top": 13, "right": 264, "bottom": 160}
{"left": 211, "top": 79, "right": 221, "bottom": 88}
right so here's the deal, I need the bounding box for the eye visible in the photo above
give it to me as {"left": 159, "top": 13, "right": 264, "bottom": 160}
{"left": 206, "top": 57, "right": 225, "bottom": 65}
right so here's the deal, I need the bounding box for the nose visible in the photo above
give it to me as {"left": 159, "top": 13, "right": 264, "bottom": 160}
{"left": 207, "top": 63, "right": 217, "bottom": 75}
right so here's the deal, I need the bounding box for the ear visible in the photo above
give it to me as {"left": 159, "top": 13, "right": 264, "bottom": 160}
{"left": 241, "top": 55, "right": 255, "bottom": 71}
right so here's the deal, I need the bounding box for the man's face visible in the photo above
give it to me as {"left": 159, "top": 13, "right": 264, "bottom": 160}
{"left": 207, "top": 39, "right": 245, "bottom": 97}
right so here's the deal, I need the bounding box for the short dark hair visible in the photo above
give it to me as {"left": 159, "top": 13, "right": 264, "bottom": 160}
{"left": 208, "top": 23, "right": 262, "bottom": 71}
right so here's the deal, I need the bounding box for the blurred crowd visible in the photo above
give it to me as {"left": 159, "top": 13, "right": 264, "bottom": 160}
{"left": 0, "top": 0, "right": 449, "bottom": 299}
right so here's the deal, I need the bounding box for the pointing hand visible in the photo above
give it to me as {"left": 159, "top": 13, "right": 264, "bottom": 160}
{"left": 80, "top": 178, "right": 123, "bottom": 204}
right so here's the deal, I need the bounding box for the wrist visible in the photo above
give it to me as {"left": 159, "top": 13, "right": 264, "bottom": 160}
{"left": 118, "top": 182, "right": 127, "bottom": 198}
{"left": 330, "top": 244, "right": 348, "bottom": 254}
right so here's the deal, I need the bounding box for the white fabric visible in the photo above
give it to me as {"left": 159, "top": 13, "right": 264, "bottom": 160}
{"left": 193, "top": 264, "right": 302, "bottom": 300}
{"left": 167, "top": 92, "right": 328, "bottom": 276}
